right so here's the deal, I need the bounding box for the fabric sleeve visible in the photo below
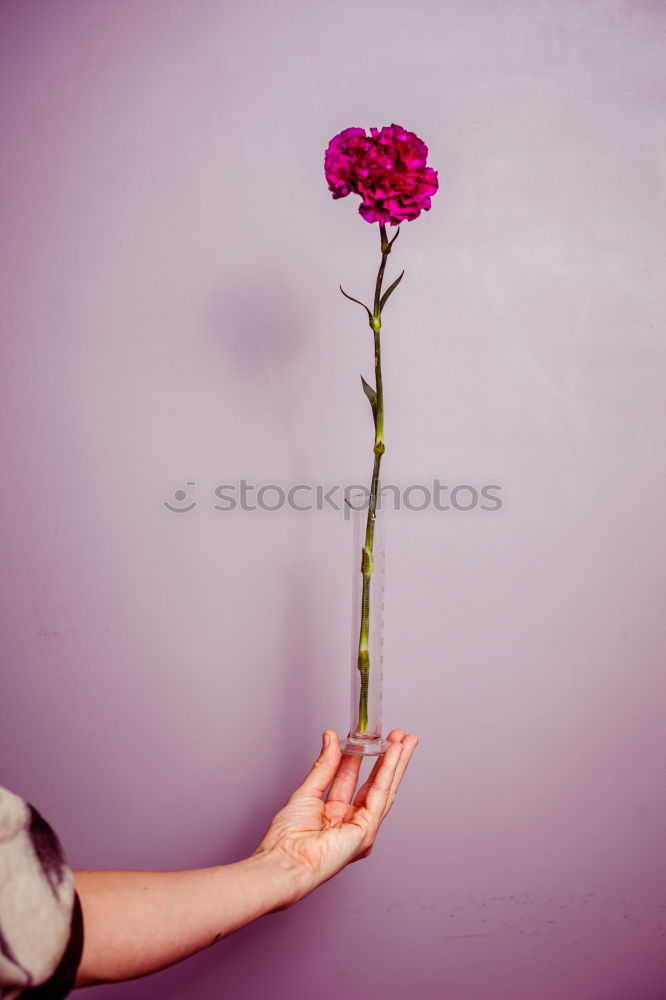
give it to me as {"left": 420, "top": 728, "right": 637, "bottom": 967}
{"left": 0, "top": 788, "right": 83, "bottom": 1000}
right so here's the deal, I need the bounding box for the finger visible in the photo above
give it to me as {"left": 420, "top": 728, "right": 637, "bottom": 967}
{"left": 327, "top": 729, "right": 403, "bottom": 804}
{"left": 352, "top": 732, "right": 402, "bottom": 810}
{"left": 380, "top": 733, "right": 418, "bottom": 821}
{"left": 326, "top": 752, "right": 362, "bottom": 804}
{"left": 287, "top": 730, "right": 341, "bottom": 801}
{"left": 352, "top": 730, "right": 405, "bottom": 809}
{"left": 362, "top": 740, "right": 405, "bottom": 821}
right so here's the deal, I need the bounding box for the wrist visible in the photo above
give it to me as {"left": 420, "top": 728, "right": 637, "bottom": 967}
{"left": 231, "top": 849, "right": 305, "bottom": 913}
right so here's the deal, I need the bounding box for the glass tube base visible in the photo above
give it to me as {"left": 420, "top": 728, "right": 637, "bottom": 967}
{"left": 340, "top": 733, "right": 390, "bottom": 757}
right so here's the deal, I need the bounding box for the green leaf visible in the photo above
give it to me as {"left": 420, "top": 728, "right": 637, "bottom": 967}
{"left": 360, "top": 374, "right": 377, "bottom": 411}
{"left": 382, "top": 226, "right": 401, "bottom": 254}
{"left": 388, "top": 226, "right": 401, "bottom": 248}
{"left": 340, "top": 285, "right": 373, "bottom": 323}
{"left": 379, "top": 269, "right": 405, "bottom": 313}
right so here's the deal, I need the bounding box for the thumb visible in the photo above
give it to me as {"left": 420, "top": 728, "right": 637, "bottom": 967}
{"left": 288, "top": 731, "right": 341, "bottom": 801}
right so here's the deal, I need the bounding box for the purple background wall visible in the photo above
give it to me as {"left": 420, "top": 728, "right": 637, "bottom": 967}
{"left": 1, "top": 1, "right": 665, "bottom": 998}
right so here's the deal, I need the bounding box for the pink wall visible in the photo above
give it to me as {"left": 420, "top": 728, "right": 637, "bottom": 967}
{"left": 1, "top": 1, "right": 665, "bottom": 997}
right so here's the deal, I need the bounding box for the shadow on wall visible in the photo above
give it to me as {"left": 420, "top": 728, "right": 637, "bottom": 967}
{"left": 207, "top": 267, "right": 314, "bottom": 478}
{"left": 131, "top": 274, "right": 335, "bottom": 1000}
{"left": 207, "top": 268, "right": 309, "bottom": 379}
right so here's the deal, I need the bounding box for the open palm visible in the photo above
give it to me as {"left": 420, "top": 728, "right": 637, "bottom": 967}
{"left": 252, "top": 728, "right": 418, "bottom": 905}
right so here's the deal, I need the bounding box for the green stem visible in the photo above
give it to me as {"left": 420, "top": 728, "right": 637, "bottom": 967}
{"left": 356, "top": 224, "right": 392, "bottom": 733}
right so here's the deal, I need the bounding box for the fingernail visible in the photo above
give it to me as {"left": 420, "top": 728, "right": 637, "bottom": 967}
{"left": 323, "top": 732, "right": 330, "bottom": 748}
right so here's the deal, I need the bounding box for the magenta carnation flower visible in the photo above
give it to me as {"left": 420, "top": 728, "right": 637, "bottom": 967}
{"left": 324, "top": 123, "right": 438, "bottom": 226}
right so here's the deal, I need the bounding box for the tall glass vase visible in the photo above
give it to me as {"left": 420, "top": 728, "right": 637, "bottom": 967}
{"left": 340, "top": 489, "right": 390, "bottom": 757}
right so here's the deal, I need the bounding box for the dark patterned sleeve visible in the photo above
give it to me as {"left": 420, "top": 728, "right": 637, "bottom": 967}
{"left": 0, "top": 788, "right": 83, "bottom": 1000}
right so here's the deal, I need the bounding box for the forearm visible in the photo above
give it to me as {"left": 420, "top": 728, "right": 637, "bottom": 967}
{"left": 73, "top": 851, "right": 299, "bottom": 987}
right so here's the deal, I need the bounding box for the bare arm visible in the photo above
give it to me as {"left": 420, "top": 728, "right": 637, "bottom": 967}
{"left": 73, "top": 852, "right": 298, "bottom": 987}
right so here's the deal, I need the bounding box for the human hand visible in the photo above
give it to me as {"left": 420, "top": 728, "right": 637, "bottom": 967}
{"left": 251, "top": 728, "right": 418, "bottom": 907}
